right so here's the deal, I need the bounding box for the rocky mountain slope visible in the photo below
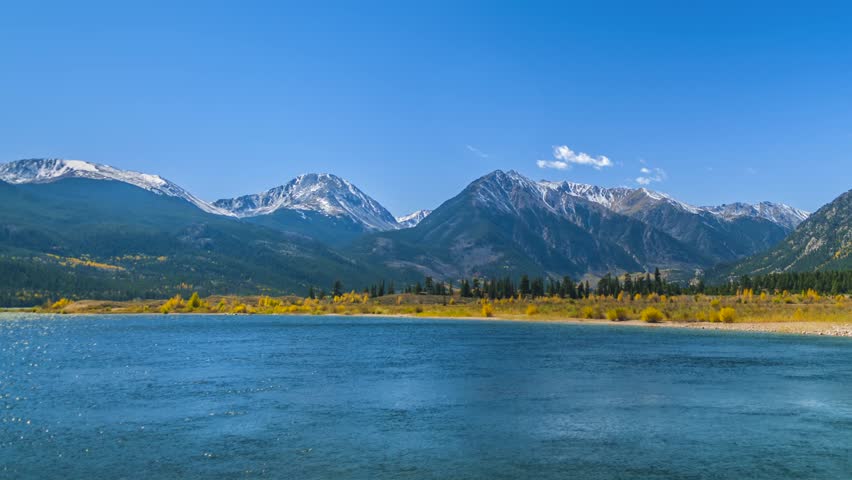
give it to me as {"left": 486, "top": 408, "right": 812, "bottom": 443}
{"left": 0, "top": 158, "right": 232, "bottom": 216}
{"left": 729, "top": 189, "right": 852, "bottom": 274}
{"left": 213, "top": 173, "right": 399, "bottom": 231}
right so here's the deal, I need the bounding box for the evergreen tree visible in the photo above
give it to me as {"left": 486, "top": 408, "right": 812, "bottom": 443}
{"left": 460, "top": 279, "right": 472, "bottom": 297}
{"left": 520, "top": 274, "right": 531, "bottom": 297}
{"left": 654, "top": 267, "right": 663, "bottom": 294}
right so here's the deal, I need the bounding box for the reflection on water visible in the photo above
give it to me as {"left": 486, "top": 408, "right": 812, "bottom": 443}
{"left": 2, "top": 314, "right": 851, "bottom": 479}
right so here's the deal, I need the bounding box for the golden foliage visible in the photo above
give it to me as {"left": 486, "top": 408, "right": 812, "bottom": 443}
{"left": 187, "top": 292, "right": 205, "bottom": 310}
{"left": 640, "top": 307, "right": 665, "bottom": 323}
{"left": 580, "top": 306, "right": 602, "bottom": 319}
{"left": 51, "top": 298, "right": 72, "bottom": 310}
{"left": 718, "top": 307, "right": 737, "bottom": 323}
{"left": 159, "top": 295, "right": 184, "bottom": 314}
{"left": 605, "top": 307, "right": 629, "bottom": 321}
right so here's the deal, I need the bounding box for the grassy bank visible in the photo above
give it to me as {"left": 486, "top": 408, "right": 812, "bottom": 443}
{"left": 12, "top": 290, "right": 850, "bottom": 323}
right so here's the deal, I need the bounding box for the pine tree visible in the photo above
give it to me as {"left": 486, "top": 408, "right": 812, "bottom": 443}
{"left": 654, "top": 267, "right": 663, "bottom": 294}
{"left": 520, "top": 274, "right": 530, "bottom": 297}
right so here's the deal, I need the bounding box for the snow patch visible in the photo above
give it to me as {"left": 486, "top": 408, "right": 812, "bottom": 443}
{"left": 0, "top": 158, "right": 233, "bottom": 216}
{"left": 214, "top": 173, "right": 399, "bottom": 231}
{"left": 396, "top": 209, "right": 432, "bottom": 228}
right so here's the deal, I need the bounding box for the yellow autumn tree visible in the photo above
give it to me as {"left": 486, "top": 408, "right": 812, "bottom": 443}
{"left": 187, "top": 292, "right": 204, "bottom": 310}
{"left": 160, "top": 295, "right": 184, "bottom": 314}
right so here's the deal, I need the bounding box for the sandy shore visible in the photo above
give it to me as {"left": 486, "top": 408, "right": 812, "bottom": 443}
{"left": 400, "top": 315, "right": 852, "bottom": 337}
{"left": 656, "top": 320, "right": 852, "bottom": 337}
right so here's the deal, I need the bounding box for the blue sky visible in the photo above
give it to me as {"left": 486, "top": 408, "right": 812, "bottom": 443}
{"left": 1, "top": 1, "right": 850, "bottom": 215}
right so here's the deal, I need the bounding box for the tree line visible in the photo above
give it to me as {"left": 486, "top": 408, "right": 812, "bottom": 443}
{"left": 317, "top": 267, "right": 688, "bottom": 301}
{"left": 708, "top": 270, "right": 852, "bottom": 295}
{"left": 318, "top": 268, "right": 852, "bottom": 302}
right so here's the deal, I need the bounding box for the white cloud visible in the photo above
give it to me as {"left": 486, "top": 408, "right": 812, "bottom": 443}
{"left": 537, "top": 145, "right": 613, "bottom": 170}
{"left": 536, "top": 160, "right": 569, "bottom": 170}
{"left": 636, "top": 167, "right": 667, "bottom": 185}
{"left": 465, "top": 145, "right": 489, "bottom": 159}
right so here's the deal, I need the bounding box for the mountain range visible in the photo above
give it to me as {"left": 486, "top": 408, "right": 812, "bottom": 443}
{"left": 0, "top": 157, "right": 840, "bottom": 304}
{"left": 725, "top": 188, "right": 852, "bottom": 275}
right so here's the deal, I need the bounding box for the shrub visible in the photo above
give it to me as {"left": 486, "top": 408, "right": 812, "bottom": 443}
{"left": 580, "top": 306, "right": 602, "bottom": 319}
{"left": 708, "top": 310, "right": 721, "bottom": 322}
{"left": 526, "top": 304, "right": 539, "bottom": 316}
{"left": 718, "top": 307, "right": 736, "bottom": 323}
{"left": 605, "top": 307, "right": 629, "bottom": 321}
{"left": 710, "top": 298, "right": 721, "bottom": 308}
{"left": 216, "top": 299, "right": 228, "bottom": 312}
{"left": 51, "top": 298, "right": 72, "bottom": 310}
{"left": 481, "top": 302, "right": 494, "bottom": 317}
{"left": 640, "top": 307, "right": 665, "bottom": 323}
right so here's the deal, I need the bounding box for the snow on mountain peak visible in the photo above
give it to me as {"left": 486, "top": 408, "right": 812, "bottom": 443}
{"left": 701, "top": 202, "right": 809, "bottom": 230}
{"left": 468, "top": 170, "right": 806, "bottom": 230}
{"left": 213, "top": 173, "right": 399, "bottom": 231}
{"left": 396, "top": 209, "right": 432, "bottom": 228}
{"left": 0, "top": 158, "right": 232, "bottom": 216}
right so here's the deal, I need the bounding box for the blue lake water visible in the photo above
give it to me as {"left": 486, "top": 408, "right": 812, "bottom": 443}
{"left": 1, "top": 314, "right": 851, "bottom": 479}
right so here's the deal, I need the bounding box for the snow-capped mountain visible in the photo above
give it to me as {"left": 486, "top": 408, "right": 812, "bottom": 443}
{"left": 213, "top": 173, "right": 399, "bottom": 231}
{"left": 433, "top": 170, "right": 804, "bottom": 267}
{"left": 540, "top": 178, "right": 807, "bottom": 228}
{"left": 0, "top": 158, "right": 232, "bottom": 216}
{"left": 729, "top": 189, "right": 852, "bottom": 275}
{"left": 396, "top": 209, "right": 432, "bottom": 228}
{"left": 354, "top": 169, "right": 708, "bottom": 280}
{"left": 701, "top": 202, "right": 809, "bottom": 231}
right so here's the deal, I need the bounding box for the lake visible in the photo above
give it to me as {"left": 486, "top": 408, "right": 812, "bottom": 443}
{"left": 1, "top": 314, "right": 851, "bottom": 479}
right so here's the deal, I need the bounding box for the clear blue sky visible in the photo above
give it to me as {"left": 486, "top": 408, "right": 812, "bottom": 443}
{"left": 1, "top": 1, "right": 850, "bottom": 215}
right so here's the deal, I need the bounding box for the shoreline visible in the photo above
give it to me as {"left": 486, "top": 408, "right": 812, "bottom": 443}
{"left": 2, "top": 309, "right": 851, "bottom": 337}
{"left": 404, "top": 314, "right": 852, "bottom": 337}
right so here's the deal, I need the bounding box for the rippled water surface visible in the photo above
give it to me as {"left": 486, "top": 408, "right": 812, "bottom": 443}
{"left": 2, "top": 314, "right": 851, "bottom": 479}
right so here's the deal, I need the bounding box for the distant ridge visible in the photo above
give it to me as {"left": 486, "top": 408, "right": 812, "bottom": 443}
{"left": 0, "top": 159, "right": 831, "bottom": 300}
{"left": 728, "top": 188, "right": 852, "bottom": 274}
{"left": 0, "top": 158, "right": 232, "bottom": 216}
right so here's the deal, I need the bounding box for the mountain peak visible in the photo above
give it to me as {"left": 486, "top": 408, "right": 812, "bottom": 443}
{"left": 213, "top": 173, "right": 399, "bottom": 231}
{"left": 0, "top": 158, "right": 231, "bottom": 216}
{"left": 0, "top": 158, "right": 161, "bottom": 186}
{"left": 396, "top": 209, "right": 432, "bottom": 228}
{"left": 701, "top": 201, "right": 809, "bottom": 230}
